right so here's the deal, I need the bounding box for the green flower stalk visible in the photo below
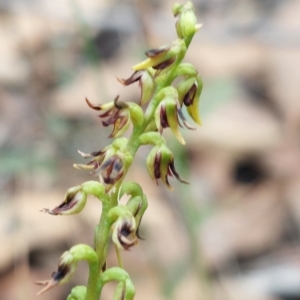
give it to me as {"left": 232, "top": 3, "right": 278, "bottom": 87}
{"left": 36, "top": 2, "right": 203, "bottom": 299}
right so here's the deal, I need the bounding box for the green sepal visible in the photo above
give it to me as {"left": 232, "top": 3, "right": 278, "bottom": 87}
{"left": 159, "top": 145, "right": 174, "bottom": 189}
{"left": 113, "top": 282, "right": 125, "bottom": 300}
{"left": 132, "top": 39, "right": 186, "bottom": 71}
{"left": 128, "top": 102, "right": 144, "bottom": 127}
{"left": 66, "top": 286, "right": 86, "bottom": 300}
{"left": 156, "top": 86, "right": 178, "bottom": 102}
{"left": 99, "top": 267, "right": 135, "bottom": 300}
{"left": 165, "top": 97, "right": 185, "bottom": 144}
{"left": 81, "top": 181, "right": 106, "bottom": 200}
{"left": 112, "top": 137, "right": 128, "bottom": 151}
{"left": 69, "top": 244, "right": 98, "bottom": 265}
{"left": 186, "top": 75, "right": 203, "bottom": 125}
{"left": 140, "top": 70, "right": 156, "bottom": 105}
{"left": 107, "top": 205, "right": 134, "bottom": 224}
{"left": 144, "top": 118, "right": 157, "bottom": 132}
{"left": 119, "top": 182, "right": 143, "bottom": 198}
{"left": 173, "top": 62, "right": 198, "bottom": 79}
{"left": 146, "top": 145, "right": 160, "bottom": 182}
{"left": 176, "top": 77, "right": 197, "bottom": 105}
{"left": 139, "top": 132, "right": 166, "bottom": 146}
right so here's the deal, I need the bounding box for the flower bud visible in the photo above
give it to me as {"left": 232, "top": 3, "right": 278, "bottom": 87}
{"left": 146, "top": 145, "right": 188, "bottom": 189}
{"left": 41, "top": 185, "right": 87, "bottom": 215}
{"left": 118, "top": 70, "right": 156, "bottom": 106}
{"left": 173, "top": 1, "right": 201, "bottom": 41}
{"left": 132, "top": 39, "right": 186, "bottom": 71}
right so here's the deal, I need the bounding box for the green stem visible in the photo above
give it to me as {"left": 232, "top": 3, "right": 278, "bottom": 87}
{"left": 95, "top": 203, "right": 112, "bottom": 270}
{"left": 85, "top": 206, "right": 112, "bottom": 300}
{"left": 85, "top": 34, "right": 194, "bottom": 300}
{"left": 82, "top": 182, "right": 111, "bottom": 300}
{"left": 85, "top": 263, "right": 100, "bottom": 300}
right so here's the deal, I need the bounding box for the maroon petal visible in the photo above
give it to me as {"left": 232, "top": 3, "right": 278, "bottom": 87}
{"left": 145, "top": 45, "right": 170, "bottom": 58}
{"left": 153, "top": 58, "right": 175, "bottom": 70}
{"left": 177, "top": 108, "right": 196, "bottom": 130}
{"left": 85, "top": 98, "right": 102, "bottom": 110}
{"left": 183, "top": 83, "right": 197, "bottom": 106}
{"left": 154, "top": 151, "right": 162, "bottom": 179}
{"left": 169, "top": 160, "right": 189, "bottom": 184}
{"left": 117, "top": 71, "right": 143, "bottom": 86}
{"left": 160, "top": 105, "right": 169, "bottom": 129}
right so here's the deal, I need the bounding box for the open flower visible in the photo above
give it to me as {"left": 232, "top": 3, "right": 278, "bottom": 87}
{"left": 35, "top": 245, "right": 97, "bottom": 296}
{"left": 86, "top": 96, "right": 130, "bottom": 138}
{"left": 74, "top": 145, "right": 116, "bottom": 174}
{"left": 155, "top": 97, "right": 195, "bottom": 144}
{"left": 132, "top": 39, "right": 186, "bottom": 71}
{"left": 41, "top": 185, "right": 87, "bottom": 215}
{"left": 74, "top": 139, "right": 131, "bottom": 192}
{"left": 99, "top": 154, "right": 125, "bottom": 185}
{"left": 35, "top": 251, "right": 77, "bottom": 295}
{"left": 176, "top": 76, "right": 203, "bottom": 125}
{"left": 74, "top": 151, "right": 126, "bottom": 192}
{"left": 117, "top": 70, "right": 156, "bottom": 106}
{"left": 112, "top": 215, "right": 137, "bottom": 250}
{"left": 146, "top": 145, "right": 188, "bottom": 189}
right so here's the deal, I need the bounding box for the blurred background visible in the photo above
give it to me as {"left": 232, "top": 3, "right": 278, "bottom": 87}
{"left": 1, "top": 0, "right": 300, "bottom": 299}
